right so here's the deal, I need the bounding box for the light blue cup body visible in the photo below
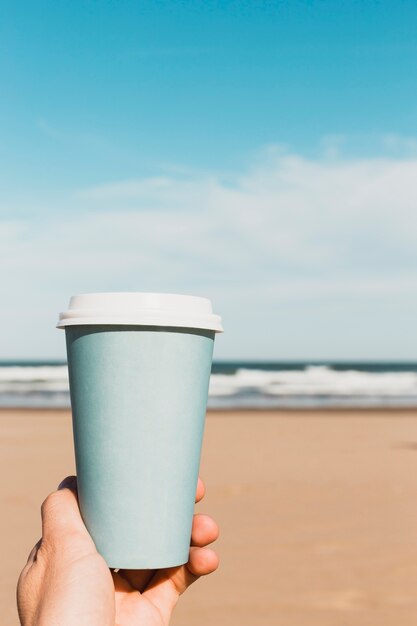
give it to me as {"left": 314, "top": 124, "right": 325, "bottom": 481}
{"left": 65, "top": 325, "right": 215, "bottom": 569}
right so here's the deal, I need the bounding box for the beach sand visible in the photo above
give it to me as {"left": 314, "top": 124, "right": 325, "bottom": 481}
{"left": 3, "top": 409, "right": 417, "bottom": 625}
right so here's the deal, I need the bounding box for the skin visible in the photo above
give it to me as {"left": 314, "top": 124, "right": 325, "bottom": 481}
{"left": 17, "top": 475, "right": 219, "bottom": 626}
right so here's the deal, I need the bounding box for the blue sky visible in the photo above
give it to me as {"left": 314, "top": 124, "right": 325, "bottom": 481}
{"left": 1, "top": 1, "right": 417, "bottom": 359}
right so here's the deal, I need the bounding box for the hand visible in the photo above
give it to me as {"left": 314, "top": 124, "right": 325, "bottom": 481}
{"left": 17, "top": 475, "right": 219, "bottom": 626}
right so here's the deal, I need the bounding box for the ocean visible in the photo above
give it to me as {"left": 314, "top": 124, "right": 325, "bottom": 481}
{"left": 1, "top": 361, "right": 417, "bottom": 409}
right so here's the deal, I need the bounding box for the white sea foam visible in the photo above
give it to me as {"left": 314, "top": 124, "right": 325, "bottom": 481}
{"left": 208, "top": 366, "right": 417, "bottom": 398}
{"left": 0, "top": 366, "right": 69, "bottom": 392}
{"left": 1, "top": 364, "right": 417, "bottom": 408}
{"left": 0, "top": 366, "right": 69, "bottom": 382}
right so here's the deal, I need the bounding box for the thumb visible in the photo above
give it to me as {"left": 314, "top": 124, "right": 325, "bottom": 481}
{"left": 40, "top": 476, "right": 92, "bottom": 548}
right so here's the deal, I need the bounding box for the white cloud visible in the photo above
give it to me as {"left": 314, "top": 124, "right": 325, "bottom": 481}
{"left": 2, "top": 145, "right": 417, "bottom": 358}
{"left": 381, "top": 133, "right": 417, "bottom": 155}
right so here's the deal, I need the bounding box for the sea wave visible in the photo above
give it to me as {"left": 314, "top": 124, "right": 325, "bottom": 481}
{"left": 209, "top": 366, "right": 417, "bottom": 398}
{"left": 1, "top": 364, "right": 417, "bottom": 408}
{"left": 0, "top": 366, "right": 69, "bottom": 393}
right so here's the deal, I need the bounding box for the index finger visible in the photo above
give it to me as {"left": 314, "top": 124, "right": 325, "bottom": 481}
{"left": 195, "top": 477, "right": 205, "bottom": 503}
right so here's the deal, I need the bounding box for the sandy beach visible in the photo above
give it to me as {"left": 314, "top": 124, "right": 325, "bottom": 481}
{"left": 3, "top": 409, "right": 417, "bottom": 625}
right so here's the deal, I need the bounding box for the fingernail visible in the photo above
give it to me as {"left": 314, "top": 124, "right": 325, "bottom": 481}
{"left": 58, "top": 476, "right": 77, "bottom": 490}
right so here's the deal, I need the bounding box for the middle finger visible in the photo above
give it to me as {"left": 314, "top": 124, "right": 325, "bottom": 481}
{"left": 190, "top": 514, "right": 219, "bottom": 547}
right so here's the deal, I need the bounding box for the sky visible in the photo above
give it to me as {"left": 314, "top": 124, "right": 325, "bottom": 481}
{"left": 1, "top": 0, "right": 417, "bottom": 360}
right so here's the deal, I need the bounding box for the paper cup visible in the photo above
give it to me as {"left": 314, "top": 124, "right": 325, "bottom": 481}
{"left": 58, "top": 293, "right": 222, "bottom": 569}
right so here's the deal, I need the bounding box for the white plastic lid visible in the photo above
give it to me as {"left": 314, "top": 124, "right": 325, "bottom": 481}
{"left": 57, "top": 292, "right": 223, "bottom": 332}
